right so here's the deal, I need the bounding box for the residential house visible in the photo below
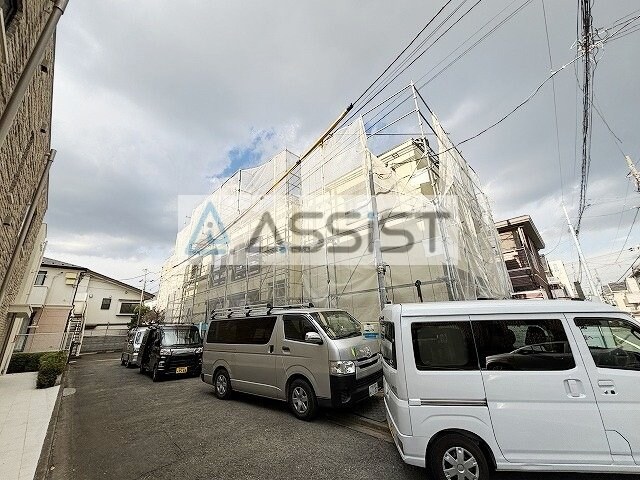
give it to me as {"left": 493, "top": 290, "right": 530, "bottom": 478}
{"left": 12, "top": 257, "right": 153, "bottom": 357}
{"left": 603, "top": 271, "right": 640, "bottom": 319}
{"left": 496, "top": 215, "right": 550, "bottom": 298}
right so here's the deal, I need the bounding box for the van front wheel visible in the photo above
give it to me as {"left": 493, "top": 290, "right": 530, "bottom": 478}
{"left": 213, "top": 369, "right": 232, "bottom": 400}
{"left": 429, "top": 434, "right": 489, "bottom": 480}
{"left": 288, "top": 379, "right": 317, "bottom": 421}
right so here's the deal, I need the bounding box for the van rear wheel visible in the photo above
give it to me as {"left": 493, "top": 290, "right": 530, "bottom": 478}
{"left": 288, "top": 379, "right": 317, "bottom": 421}
{"left": 429, "top": 433, "right": 489, "bottom": 480}
{"left": 213, "top": 369, "right": 232, "bottom": 399}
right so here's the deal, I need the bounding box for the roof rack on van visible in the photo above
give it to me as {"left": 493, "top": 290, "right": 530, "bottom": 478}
{"left": 210, "top": 302, "right": 315, "bottom": 320}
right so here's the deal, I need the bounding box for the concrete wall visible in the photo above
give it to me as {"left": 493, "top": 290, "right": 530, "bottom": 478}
{"left": 0, "top": 0, "right": 55, "bottom": 361}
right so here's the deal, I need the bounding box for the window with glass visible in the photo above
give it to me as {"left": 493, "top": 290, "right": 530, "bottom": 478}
{"left": 472, "top": 319, "right": 575, "bottom": 371}
{"left": 311, "top": 311, "right": 361, "bottom": 340}
{"left": 207, "top": 317, "right": 276, "bottom": 345}
{"left": 575, "top": 318, "right": 640, "bottom": 371}
{"left": 283, "top": 314, "right": 317, "bottom": 342}
{"left": 101, "top": 298, "right": 111, "bottom": 310}
{"left": 161, "top": 327, "right": 201, "bottom": 346}
{"left": 119, "top": 302, "right": 138, "bottom": 315}
{"left": 411, "top": 322, "right": 478, "bottom": 371}
{"left": 34, "top": 270, "right": 47, "bottom": 286}
{"left": 380, "top": 321, "right": 396, "bottom": 368}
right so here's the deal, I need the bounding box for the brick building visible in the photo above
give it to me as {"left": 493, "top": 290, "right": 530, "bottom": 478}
{"left": 0, "top": 1, "right": 60, "bottom": 370}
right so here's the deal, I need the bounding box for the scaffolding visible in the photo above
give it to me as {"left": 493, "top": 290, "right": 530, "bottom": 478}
{"left": 157, "top": 83, "right": 512, "bottom": 324}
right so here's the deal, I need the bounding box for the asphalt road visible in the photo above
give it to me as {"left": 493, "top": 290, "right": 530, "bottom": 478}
{"left": 47, "top": 353, "right": 639, "bottom": 480}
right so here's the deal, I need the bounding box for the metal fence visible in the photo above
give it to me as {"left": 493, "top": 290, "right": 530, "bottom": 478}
{"left": 13, "top": 332, "right": 72, "bottom": 353}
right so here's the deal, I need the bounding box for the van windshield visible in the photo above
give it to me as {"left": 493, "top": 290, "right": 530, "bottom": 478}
{"left": 312, "top": 311, "right": 361, "bottom": 340}
{"left": 161, "top": 327, "right": 201, "bottom": 346}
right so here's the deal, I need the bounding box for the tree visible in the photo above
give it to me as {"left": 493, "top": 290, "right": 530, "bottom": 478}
{"left": 128, "top": 305, "right": 165, "bottom": 329}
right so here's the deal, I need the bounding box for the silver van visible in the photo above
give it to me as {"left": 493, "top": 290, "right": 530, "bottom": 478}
{"left": 120, "top": 325, "right": 148, "bottom": 367}
{"left": 201, "top": 305, "right": 382, "bottom": 420}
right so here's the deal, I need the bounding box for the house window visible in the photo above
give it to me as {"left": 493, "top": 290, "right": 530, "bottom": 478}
{"left": 34, "top": 270, "right": 47, "bottom": 286}
{"left": 119, "top": 302, "right": 138, "bottom": 315}
{"left": 101, "top": 298, "right": 111, "bottom": 310}
{"left": 1, "top": 0, "right": 17, "bottom": 26}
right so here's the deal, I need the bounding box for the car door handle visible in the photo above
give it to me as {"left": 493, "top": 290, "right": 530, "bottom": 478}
{"left": 564, "top": 379, "right": 586, "bottom": 398}
{"left": 282, "top": 346, "right": 290, "bottom": 353}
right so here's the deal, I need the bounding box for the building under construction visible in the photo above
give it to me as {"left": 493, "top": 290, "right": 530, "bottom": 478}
{"left": 156, "top": 84, "right": 511, "bottom": 324}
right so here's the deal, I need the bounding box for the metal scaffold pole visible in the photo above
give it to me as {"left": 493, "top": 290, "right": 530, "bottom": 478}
{"left": 411, "top": 82, "right": 459, "bottom": 300}
{"left": 366, "top": 150, "right": 388, "bottom": 309}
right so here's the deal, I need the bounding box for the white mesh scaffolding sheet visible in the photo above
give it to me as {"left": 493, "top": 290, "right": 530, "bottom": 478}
{"left": 161, "top": 116, "right": 511, "bottom": 324}
{"left": 166, "top": 150, "right": 304, "bottom": 324}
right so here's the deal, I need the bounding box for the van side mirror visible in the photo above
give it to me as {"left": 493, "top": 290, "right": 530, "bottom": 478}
{"left": 305, "top": 332, "right": 323, "bottom": 345}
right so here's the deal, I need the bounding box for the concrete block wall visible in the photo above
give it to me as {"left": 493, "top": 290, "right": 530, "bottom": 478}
{"left": 0, "top": 1, "right": 56, "bottom": 353}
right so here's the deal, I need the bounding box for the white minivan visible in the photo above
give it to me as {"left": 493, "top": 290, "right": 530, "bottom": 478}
{"left": 381, "top": 300, "right": 640, "bottom": 479}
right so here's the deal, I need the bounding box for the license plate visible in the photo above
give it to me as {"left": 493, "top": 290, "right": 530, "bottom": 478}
{"left": 176, "top": 367, "right": 188, "bottom": 374}
{"left": 369, "top": 383, "right": 379, "bottom": 396}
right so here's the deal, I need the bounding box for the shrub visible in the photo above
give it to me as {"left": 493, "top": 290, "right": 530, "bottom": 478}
{"left": 7, "top": 352, "right": 47, "bottom": 373}
{"left": 36, "top": 351, "right": 68, "bottom": 389}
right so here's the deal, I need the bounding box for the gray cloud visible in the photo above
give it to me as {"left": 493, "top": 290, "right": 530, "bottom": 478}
{"left": 47, "top": 0, "right": 640, "bottom": 284}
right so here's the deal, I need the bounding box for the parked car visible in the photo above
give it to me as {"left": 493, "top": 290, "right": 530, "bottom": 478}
{"left": 202, "top": 305, "right": 382, "bottom": 420}
{"left": 138, "top": 324, "right": 203, "bottom": 381}
{"left": 120, "top": 325, "right": 148, "bottom": 368}
{"left": 381, "top": 300, "right": 640, "bottom": 479}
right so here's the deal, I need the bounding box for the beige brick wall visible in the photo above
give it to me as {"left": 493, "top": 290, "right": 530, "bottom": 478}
{"left": 0, "top": 1, "right": 56, "bottom": 353}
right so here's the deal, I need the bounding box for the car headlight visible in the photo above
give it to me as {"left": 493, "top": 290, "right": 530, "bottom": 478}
{"left": 195, "top": 347, "right": 203, "bottom": 354}
{"left": 330, "top": 360, "right": 356, "bottom": 375}
{"left": 160, "top": 348, "right": 172, "bottom": 356}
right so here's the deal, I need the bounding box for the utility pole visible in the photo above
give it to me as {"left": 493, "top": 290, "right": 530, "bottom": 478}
{"left": 137, "top": 268, "right": 148, "bottom": 326}
{"left": 625, "top": 156, "right": 640, "bottom": 192}
{"left": 562, "top": 204, "right": 602, "bottom": 301}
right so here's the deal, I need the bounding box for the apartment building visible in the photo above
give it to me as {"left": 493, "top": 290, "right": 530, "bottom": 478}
{"left": 158, "top": 118, "right": 511, "bottom": 324}
{"left": 0, "top": 1, "right": 64, "bottom": 371}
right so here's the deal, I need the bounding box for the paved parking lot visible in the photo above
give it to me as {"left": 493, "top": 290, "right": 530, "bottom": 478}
{"left": 47, "top": 353, "right": 638, "bottom": 480}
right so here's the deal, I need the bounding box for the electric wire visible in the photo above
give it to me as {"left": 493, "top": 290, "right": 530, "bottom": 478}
{"left": 615, "top": 207, "right": 640, "bottom": 262}
{"left": 541, "top": 0, "right": 564, "bottom": 201}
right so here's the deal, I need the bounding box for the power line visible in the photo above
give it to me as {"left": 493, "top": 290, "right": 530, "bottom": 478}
{"left": 541, "top": 0, "right": 564, "bottom": 202}
{"left": 614, "top": 252, "right": 640, "bottom": 283}
{"left": 340, "top": 0, "right": 484, "bottom": 129}
{"left": 615, "top": 207, "right": 640, "bottom": 262}
{"left": 432, "top": 53, "right": 583, "bottom": 159}
{"left": 351, "top": 0, "right": 454, "bottom": 107}
{"left": 576, "top": 0, "right": 594, "bottom": 234}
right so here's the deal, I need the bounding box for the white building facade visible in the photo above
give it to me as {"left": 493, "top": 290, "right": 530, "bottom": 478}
{"left": 9, "top": 257, "right": 152, "bottom": 357}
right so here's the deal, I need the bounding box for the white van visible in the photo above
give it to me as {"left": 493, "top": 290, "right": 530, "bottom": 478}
{"left": 202, "top": 305, "right": 382, "bottom": 420}
{"left": 381, "top": 300, "right": 640, "bottom": 479}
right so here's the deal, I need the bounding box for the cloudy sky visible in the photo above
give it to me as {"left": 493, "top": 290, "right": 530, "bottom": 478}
{"left": 46, "top": 0, "right": 640, "bottom": 294}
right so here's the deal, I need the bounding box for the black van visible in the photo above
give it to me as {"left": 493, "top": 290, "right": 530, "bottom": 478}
{"left": 138, "top": 324, "right": 203, "bottom": 381}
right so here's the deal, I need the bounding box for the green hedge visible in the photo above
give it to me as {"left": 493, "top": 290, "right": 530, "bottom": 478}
{"left": 6, "top": 352, "right": 47, "bottom": 373}
{"left": 36, "top": 351, "right": 67, "bottom": 389}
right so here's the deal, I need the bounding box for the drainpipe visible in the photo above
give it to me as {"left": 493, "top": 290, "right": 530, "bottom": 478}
{"left": 0, "top": 149, "right": 55, "bottom": 308}
{"left": 0, "top": 0, "right": 69, "bottom": 148}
